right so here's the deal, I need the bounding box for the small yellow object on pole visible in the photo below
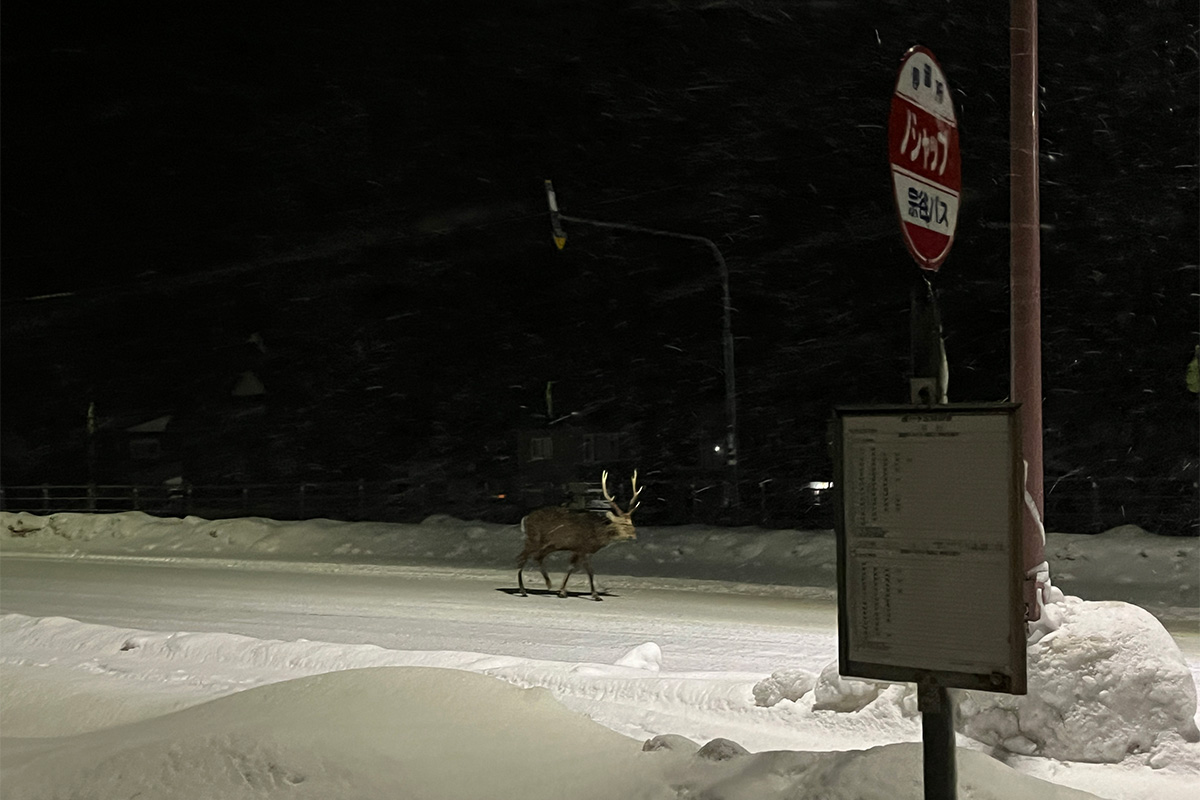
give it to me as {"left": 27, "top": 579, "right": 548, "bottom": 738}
{"left": 544, "top": 180, "right": 567, "bottom": 250}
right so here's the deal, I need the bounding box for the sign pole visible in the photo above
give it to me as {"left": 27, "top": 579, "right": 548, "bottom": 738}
{"left": 1011, "top": 0, "right": 1046, "bottom": 621}
{"left": 912, "top": 278, "right": 955, "bottom": 800}
{"left": 888, "top": 45, "right": 964, "bottom": 800}
{"left": 919, "top": 681, "right": 956, "bottom": 800}
{"left": 910, "top": 273, "right": 947, "bottom": 406}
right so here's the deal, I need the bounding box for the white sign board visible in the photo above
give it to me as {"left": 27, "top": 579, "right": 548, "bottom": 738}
{"left": 833, "top": 405, "right": 1025, "bottom": 694}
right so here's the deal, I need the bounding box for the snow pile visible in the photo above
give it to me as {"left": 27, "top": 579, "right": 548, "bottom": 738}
{"left": 3, "top": 667, "right": 654, "bottom": 800}
{"left": 1, "top": 511, "right": 525, "bottom": 568}
{"left": 754, "top": 660, "right": 922, "bottom": 719}
{"left": 955, "top": 596, "right": 1200, "bottom": 763}
{"left": 614, "top": 641, "right": 664, "bottom": 671}
{"left": 750, "top": 598, "right": 1199, "bottom": 767}
{"left": 1, "top": 664, "right": 1101, "bottom": 800}
{"left": 3, "top": 604, "right": 1196, "bottom": 797}
{"left": 753, "top": 667, "right": 817, "bottom": 707}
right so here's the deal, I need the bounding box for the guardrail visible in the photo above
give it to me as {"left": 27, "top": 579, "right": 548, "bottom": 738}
{"left": 0, "top": 476, "right": 1195, "bottom": 535}
{"left": 0, "top": 481, "right": 410, "bottom": 523}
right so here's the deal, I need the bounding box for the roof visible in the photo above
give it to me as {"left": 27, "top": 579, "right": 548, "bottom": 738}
{"left": 126, "top": 415, "right": 172, "bottom": 434}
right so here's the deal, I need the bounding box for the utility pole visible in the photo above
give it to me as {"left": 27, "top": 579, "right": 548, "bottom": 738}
{"left": 86, "top": 399, "right": 97, "bottom": 512}
{"left": 544, "top": 181, "right": 740, "bottom": 507}
{"left": 1011, "top": 0, "right": 1046, "bottom": 620}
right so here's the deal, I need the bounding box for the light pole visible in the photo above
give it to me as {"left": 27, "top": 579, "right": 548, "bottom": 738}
{"left": 544, "top": 180, "right": 740, "bottom": 507}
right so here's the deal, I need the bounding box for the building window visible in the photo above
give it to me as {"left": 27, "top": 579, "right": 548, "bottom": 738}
{"left": 529, "top": 436, "right": 553, "bottom": 462}
{"left": 582, "top": 433, "right": 620, "bottom": 464}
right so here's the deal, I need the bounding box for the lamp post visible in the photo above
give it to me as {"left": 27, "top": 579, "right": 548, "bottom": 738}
{"left": 544, "top": 180, "right": 740, "bottom": 507}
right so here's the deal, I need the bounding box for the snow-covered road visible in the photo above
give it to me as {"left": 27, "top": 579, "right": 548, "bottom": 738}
{"left": 0, "top": 555, "right": 841, "bottom": 675}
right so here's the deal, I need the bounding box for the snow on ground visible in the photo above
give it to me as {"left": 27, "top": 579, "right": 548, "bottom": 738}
{"left": 0, "top": 655, "right": 1099, "bottom": 800}
{"left": 1, "top": 510, "right": 1198, "bottom": 799}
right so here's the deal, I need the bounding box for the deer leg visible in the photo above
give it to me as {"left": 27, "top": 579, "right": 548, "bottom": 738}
{"left": 516, "top": 554, "right": 529, "bottom": 597}
{"left": 558, "top": 553, "right": 582, "bottom": 598}
{"left": 535, "top": 547, "right": 555, "bottom": 590}
{"left": 582, "top": 556, "right": 601, "bottom": 601}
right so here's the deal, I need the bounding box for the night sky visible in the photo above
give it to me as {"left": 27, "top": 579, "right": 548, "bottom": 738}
{"left": 2, "top": 2, "right": 1197, "bottom": 524}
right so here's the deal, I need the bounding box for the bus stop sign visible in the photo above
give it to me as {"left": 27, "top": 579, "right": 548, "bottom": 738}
{"left": 888, "top": 46, "right": 961, "bottom": 272}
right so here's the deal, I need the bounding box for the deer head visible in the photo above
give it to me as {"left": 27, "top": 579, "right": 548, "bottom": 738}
{"left": 601, "top": 469, "right": 642, "bottom": 541}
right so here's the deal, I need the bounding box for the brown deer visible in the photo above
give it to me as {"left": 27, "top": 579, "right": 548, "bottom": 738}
{"left": 517, "top": 470, "right": 642, "bottom": 600}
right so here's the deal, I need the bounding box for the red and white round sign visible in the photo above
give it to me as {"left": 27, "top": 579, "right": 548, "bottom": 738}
{"left": 888, "top": 46, "right": 961, "bottom": 272}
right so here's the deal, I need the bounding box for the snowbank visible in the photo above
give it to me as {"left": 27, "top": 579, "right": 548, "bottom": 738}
{"left": 751, "top": 598, "right": 1199, "bottom": 767}
{"left": 955, "top": 596, "right": 1200, "bottom": 762}
{"left": 2, "top": 511, "right": 1195, "bottom": 615}
{"left": 1, "top": 664, "right": 1101, "bottom": 800}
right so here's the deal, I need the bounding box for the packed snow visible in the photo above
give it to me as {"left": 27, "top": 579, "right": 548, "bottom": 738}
{"left": 1, "top": 510, "right": 1197, "bottom": 799}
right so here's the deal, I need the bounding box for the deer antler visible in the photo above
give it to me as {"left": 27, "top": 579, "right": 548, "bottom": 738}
{"left": 601, "top": 470, "right": 622, "bottom": 514}
{"left": 603, "top": 469, "right": 642, "bottom": 514}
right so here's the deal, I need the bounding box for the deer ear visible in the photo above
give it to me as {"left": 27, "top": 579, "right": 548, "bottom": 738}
{"left": 605, "top": 511, "right": 617, "bottom": 522}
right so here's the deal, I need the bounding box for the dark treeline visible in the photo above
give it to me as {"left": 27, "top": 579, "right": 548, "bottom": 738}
{"left": 2, "top": 2, "right": 1196, "bottom": 511}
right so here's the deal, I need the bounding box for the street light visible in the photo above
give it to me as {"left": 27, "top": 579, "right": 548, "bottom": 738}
{"left": 544, "top": 180, "right": 740, "bottom": 507}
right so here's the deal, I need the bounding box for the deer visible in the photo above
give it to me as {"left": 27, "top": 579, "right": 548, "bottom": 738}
{"left": 517, "top": 470, "right": 642, "bottom": 600}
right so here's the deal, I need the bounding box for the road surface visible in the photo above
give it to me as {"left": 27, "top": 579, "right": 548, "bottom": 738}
{"left": 0, "top": 555, "right": 841, "bottom": 674}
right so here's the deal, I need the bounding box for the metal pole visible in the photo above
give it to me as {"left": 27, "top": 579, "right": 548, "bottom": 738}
{"left": 1011, "top": 0, "right": 1046, "bottom": 619}
{"left": 545, "top": 186, "right": 740, "bottom": 506}
{"left": 918, "top": 681, "right": 957, "bottom": 800}
{"left": 910, "top": 274, "right": 947, "bottom": 405}
{"left": 709, "top": 239, "right": 741, "bottom": 508}
{"left": 910, "top": 249, "right": 956, "bottom": 800}
{"left": 559, "top": 214, "right": 740, "bottom": 507}
{"left": 86, "top": 400, "right": 97, "bottom": 512}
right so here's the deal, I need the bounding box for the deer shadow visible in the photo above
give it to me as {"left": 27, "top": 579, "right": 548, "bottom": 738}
{"left": 496, "top": 588, "right": 617, "bottom": 600}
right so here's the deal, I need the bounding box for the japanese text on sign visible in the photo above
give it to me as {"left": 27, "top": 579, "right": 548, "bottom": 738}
{"left": 907, "top": 187, "right": 950, "bottom": 226}
{"left": 899, "top": 110, "right": 950, "bottom": 175}
{"left": 891, "top": 170, "right": 958, "bottom": 235}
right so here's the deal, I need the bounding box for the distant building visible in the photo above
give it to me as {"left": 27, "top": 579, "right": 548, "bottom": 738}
{"left": 89, "top": 413, "right": 184, "bottom": 485}
{"left": 125, "top": 415, "right": 173, "bottom": 463}
{"left": 516, "top": 425, "right": 635, "bottom": 509}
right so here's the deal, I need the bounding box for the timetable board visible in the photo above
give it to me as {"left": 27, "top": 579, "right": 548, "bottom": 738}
{"left": 832, "top": 405, "right": 1026, "bottom": 694}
